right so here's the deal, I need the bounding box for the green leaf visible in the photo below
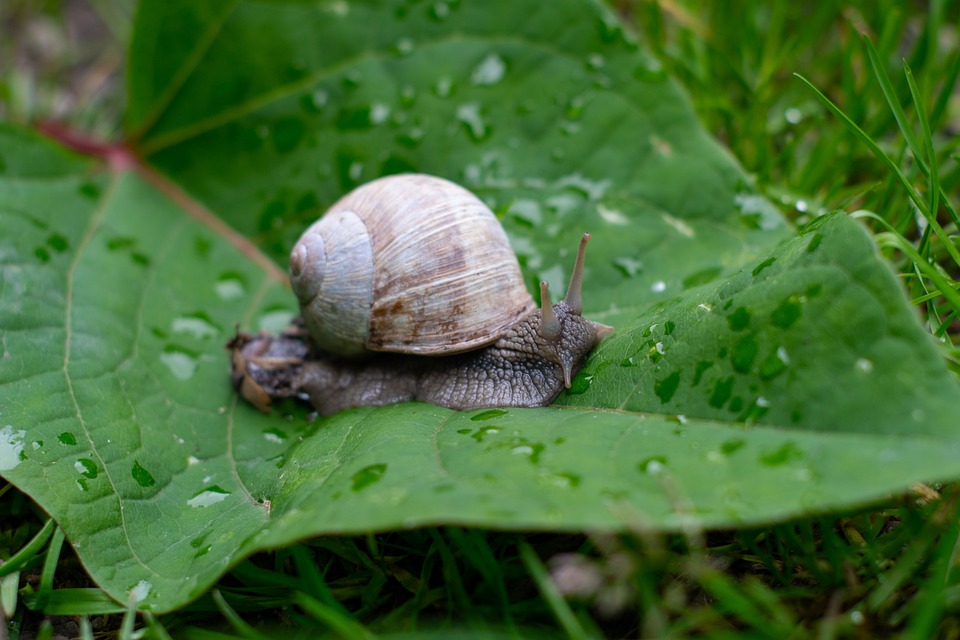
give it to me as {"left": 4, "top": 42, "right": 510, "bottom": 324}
{"left": 3, "top": 0, "right": 960, "bottom": 614}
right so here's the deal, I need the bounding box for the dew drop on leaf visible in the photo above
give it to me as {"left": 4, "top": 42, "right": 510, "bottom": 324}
{"left": 131, "top": 461, "right": 156, "bottom": 487}
{"left": 74, "top": 458, "right": 98, "bottom": 479}
{"left": 172, "top": 312, "right": 221, "bottom": 340}
{"left": 160, "top": 345, "right": 199, "bottom": 380}
{"left": 0, "top": 426, "right": 26, "bottom": 471}
{"left": 471, "top": 53, "right": 507, "bottom": 86}
{"left": 351, "top": 463, "right": 387, "bottom": 492}
{"left": 58, "top": 432, "right": 77, "bottom": 446}
{"left": 215, "top": 272, "right": 247, "bottom": 300}
{"left": 638, "top": 456, "right": 666, "bottom": 474}
{"left": 470, "top": 409, "right": 508, "bottom": 421}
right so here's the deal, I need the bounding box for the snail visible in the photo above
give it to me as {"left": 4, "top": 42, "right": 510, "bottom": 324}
{"left": 229, "top": 174, "right": 613, "bottom": 416}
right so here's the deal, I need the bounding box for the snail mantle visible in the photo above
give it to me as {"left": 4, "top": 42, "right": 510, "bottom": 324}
{"left": 229, "top": 174, "right": 613, "bottom": 416}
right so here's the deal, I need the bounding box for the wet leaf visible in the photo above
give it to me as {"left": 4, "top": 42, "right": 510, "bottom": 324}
{"left": 2, "top": 0, "right": 960, "bottom": 614}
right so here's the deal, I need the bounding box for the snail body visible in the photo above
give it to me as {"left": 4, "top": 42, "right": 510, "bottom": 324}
{"left": 231, "top": 174, "right": 612, "bottom": 415}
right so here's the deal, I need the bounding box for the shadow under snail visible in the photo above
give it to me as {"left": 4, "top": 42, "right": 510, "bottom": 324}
{"left": 229, "top": 173, "right": 613, "bottom": 416}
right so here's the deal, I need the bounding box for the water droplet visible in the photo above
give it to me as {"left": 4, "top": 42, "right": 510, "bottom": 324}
{"left": 586, "top": 53, "right": 605, "bottom": 70}
{"left": 807, "top": 233, "right": 824, "bottom": 253}
{"left": 731, "top": 335, "right": 757, "bottom": 373}
{"left": 215, "top": 273, "right": 247, "bottom": 300}
{"left": 567, "top": 372, "right": 592, "bottom": 394}
{"left": 771, "top": 296, "right": 802, "bottom": 328}
{"left": 129, "top": 580, "right": 152, "bottom": 604}
{"left": 74, "top": 458, "right": 98, "bottom": 479}
{"left": 784, "top": 107, "right": 802, "bottom": 124}
{"left": 727, "top": 307, "right": 750, "bottom": 331}
{"left": 0, "top": 426, "right": 26, "bottom": 471}
{"left": 393, "top": 37, "right": 414, "bottom": 56}
{"left": 855, "top": 358, "right": 873, "bottom": 373}
{"left": 433, "top": 76, "right": 454, "bottom": 98}
{"left": 638, "top": 456, "right": 666, "bottom": 474}
{"left": 510, "top": 439, "right": 544, "bottom": 463}
{"left": 131, "top": 461, "right": 156, "bottom": 487}
{"left": 752, "top": 257, "right": 776, "bottom": 277}
{"left": 612, "top": 256, "right": 643, "bottom": 278}
{"left": 187, "top": 486, "right": 231, "bottom": 508}
{"left": 46, "top": 233, "right": 69, "bottom": 253}
{"left": 397, "top": 125, "right": 425, "bottom": 148}
{"left": 651, "top": 280, "right": 666, "bottom": 293}
{"left": 470, "top": 409, "right": 508, "bottom": 421}
{"left": 370, "top": 102, "right": 391, "bottom": 125}
{"left": 79, "top": 181, "right": 101, "bottom": 199}
{"left": 76, "top": 479, "right": 88, "bottom": 492}
{"left": 597, "top": 14, "right": 623, "bottom": 42}
{"left": 352, "top": 463, "right": 387, "bottom": 492}
{"left": 34, "top": 246, "right": 50, "bottom": 262}
{"left": 341, "top": 70, "right": 362, "bottom": 89}
{"left": 758, "top": 348, "right": 788, "bottom": 380}
{"left": 258, "top": 307, "right": 295, "bottom": 333}
{"left": 654, "top": 371, "right": 680, "bottom": 403}
{"left": 263, "top": 428, "right": 286, "bottom": 444}
{"left": 708, "top": 376, "right": 734, "bottom": 408}
{"left": 735, "top": 192, "right": 782, "bottom": 230}
{"left": 795, "top": 200, "right": 808, "bottom": 213}
{"left": 471, "top": 426, "right": 502, "bottom": 442}
{"left": 508, "top": 199, "right": 543, "bottom": 227}
{"left": 429, "top": 1, "right": 450, "bottom": 20}
{"left": 692, "top": 360, "right": 713, "bottom": 386}
{"left": 471, "top": 53, "right": 507, "bottom": 86}
{"left": 597, "top": 204, "right": 630, "bottom": 226}
{"left": 160, "top": 345, "right": 199, "bottom": 380}
{"left": 58, "top": 432, "right": 77, "bottom": 446}
{"left": 271, "top": 117, "right": 306, "bottom": 153}
{"left": 456, "top": 103, "right": 490, "bottom": 142}
{"left": 682, "top": 266, "right": 722, "bottom": 289}
{"left": 310, "top": 89, "right": 329, "bottom": 110}
{"left": 720, "top": 438, "right": 745, "bottom": 455}
{"left": 543, "top": 471, "right": 581, "bottom": 489}
{"left": 758, "top": 442, "right": 802, "bottom": 466}
{"left": 172, "top": 312, "right": 221, "bottom": 340}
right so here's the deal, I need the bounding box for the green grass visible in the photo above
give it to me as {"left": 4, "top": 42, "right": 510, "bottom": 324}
{"left": 3, "top": 0, "right": 960, "bottom": 638}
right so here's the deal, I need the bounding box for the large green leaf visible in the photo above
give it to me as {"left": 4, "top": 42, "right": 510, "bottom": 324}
{"left": 2, "top": 0, "right": 959, "bottom": 614}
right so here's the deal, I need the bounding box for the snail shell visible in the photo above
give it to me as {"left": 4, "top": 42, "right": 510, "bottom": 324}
{"left": 289, "top": 174, "right": 536, "bottom": 357}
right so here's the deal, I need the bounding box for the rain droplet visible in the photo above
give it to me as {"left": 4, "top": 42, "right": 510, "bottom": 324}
{"left": 612, "top": 256, "right": 643, "bottom": 277}
{"left": 638, "top": 456, "right": 666, "bottom": 474}
{"left": 720, "top": 438, "right": 745, "bottom": 455}
{"left": 752, "top": 257, "right": 776, "bottom": 277}
{"left": 771, "top": 296, "right": 802, "bottom": 328}
{"left": 855, "top": 358, "right": 873, "bottom": 373}
{"left": 370, "top": 102, "right": 391, "bottom": 125}
{"left": 758, "top": 442, "right": 802, "bottom": 466}
{"left": 131, "top": 461, "right": 156, "bottom": 487}
{"left": 731, "top": 335, "right": 757, "bottom": 373}
{"left": 784, "top": 107, "right": 802, "bottom": 124}
{"left": 393, "top": 37, "right": 414, "bottom": 56}
{"left": 433, "top": 76, "right": 454, "bottom": 98}
{"left": 258, "top": 308, "right": 295, "bottom": 333}
{"left": 129, "top": 580, "right": 152, "bottom": 604}
{"left": 58, "top": 432, "right": 77, "bottom": 446}
{"left": 74, "top": 458, "right": 98, "bottom": 479}
{"left": 160, "top": 345, "right": 199, "bottom": 380}
{"left": 508, "top": 199, "right": 543, "bottom": 227}
{"left": 470, "top": 409, "right": 508, "bottom": 421}
{"left": 187, "top": 486, "right": 231, "bottom": 508}
{"left": 0, "top": 426, "right": 26, "bottom": 471}
{"left": 654, "top": 371, "right": 680, "bottom": 403}
{"left": 471, "top": 53, "right": 507, "bottom": 86}
{"left": 172, "top": 312, "right": 221, "bottom": 340}
{"left": 456, "top": 103, "right": 490, "bottom": 142}
{"left": 263, "top": 428, "right": 286, "bottom": 444}
{"left": 46, "top": 233, "right": 69, "bottom": 253}
{"left": 651, "top": 280, "right": 666, "bottom": 293}
{"left": 586, "top": 53, "right": 605, "bottom": 70}
{"left": 429, "top": 1, "right": 450, "bottom": 20}
{"left": 352, "top": 463, "right": 387, "bottom": 492}
{"left": 215, "top": 273, "right": 247, "bottom": 300}
{"left": 471, "top": 426, "right": 502, "bottom": 442}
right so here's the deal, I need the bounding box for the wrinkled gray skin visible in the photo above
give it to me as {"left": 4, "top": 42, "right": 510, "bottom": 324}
{"left": 234, "top": 300, "right": 606, "bottom": 416}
